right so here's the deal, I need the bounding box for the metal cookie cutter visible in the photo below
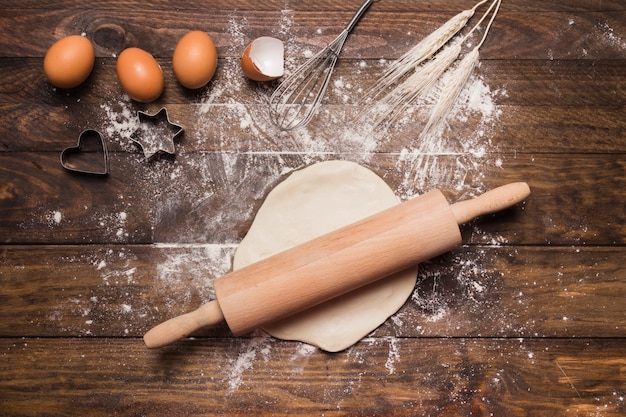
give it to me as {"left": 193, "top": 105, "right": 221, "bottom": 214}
{"left": 60, "top": 129, "right": 110, "bottom": 175}
{"left": 130, "top": 107, "right": 184, "bottom": 160}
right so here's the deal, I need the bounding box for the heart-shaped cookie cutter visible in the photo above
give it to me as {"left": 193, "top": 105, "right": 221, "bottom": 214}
{"left": 60, "top": 129, "right": 109, "bottom": 175}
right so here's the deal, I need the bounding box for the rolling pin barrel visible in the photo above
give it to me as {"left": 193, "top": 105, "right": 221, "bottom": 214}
{"left": 144, "top": 182, "right": 530, "bottom": 348}
{"left": 214, "top": 189, "right": 461, "bottom": 336}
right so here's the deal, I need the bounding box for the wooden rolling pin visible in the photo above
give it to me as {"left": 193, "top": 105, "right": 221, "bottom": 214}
{"left": 144, "top": 182, "right": 530, "bottom": 348}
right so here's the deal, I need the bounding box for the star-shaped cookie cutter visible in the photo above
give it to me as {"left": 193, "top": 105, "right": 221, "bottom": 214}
{"left": 130, "top": 107, "right": 184, "bottom": 160}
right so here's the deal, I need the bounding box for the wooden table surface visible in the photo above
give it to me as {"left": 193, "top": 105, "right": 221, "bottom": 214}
{"left": 1, "top": 0, "right": 625, "bottom": 415}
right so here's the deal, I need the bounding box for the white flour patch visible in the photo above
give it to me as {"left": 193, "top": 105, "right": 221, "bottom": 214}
{"left": 225, "top": 337, "right": 272, "bottom": 391}
{"left": 456, "top": 255, "right": 494, "bottom": 302}
{"left": 99, "top": 101, "right": 140, "bottom": 152}
{"left": 291, "top": 343, "right": 317, "bottom": 359}
{"left": 385, "top": 338, "right": 400, "bottom": 375}
{"left": 46, "top": 210, "right": 63, "bottom": 226}
{"left": 424, "top": 306, "right": 448, "bottom": 323}
{"left": 392, "top": 73, "right": 506, "bottom": 199}
{"left": 597, "top": 21, "right": 626, "bottom": 51}
{"left": 289, "top": 343, "right": 318, "bottom": 374}
{"left": 390, "top": 313, "right": 404, "bottom": 328}
{"left": 154, "top": 244, "right": 234, "bottom": 308}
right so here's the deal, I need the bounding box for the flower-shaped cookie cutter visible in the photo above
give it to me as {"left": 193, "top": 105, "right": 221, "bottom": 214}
{"left": 130, "top": 107, "right": 184, "bottom": 160}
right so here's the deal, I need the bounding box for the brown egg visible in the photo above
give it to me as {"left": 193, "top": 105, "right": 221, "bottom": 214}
{"left": 172, "top": 31, "right": 218, "bottom": 89}
{"left": 241, "top": 37, "right": 284, "bottom": 82}
{"left": 43, "top": 35, "right": 95, "bottom": 89}
{"left": 116, "top": 47, "right": 164, "bottom": 103}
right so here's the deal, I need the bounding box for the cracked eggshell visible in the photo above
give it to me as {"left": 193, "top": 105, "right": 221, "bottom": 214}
{"left": 241, "top": 36, "right": 284, "bottom": 82}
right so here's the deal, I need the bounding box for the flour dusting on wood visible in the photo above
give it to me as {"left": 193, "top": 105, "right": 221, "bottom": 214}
{"left": 225, "top": 336, "right": 272, "bottom": 391}
{"left": 44, "top": 7, "right": 513, "bottom": 388}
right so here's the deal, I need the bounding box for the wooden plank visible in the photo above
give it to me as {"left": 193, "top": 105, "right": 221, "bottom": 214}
{"left": 0, "top": 337, "right": 624, "bottom": 416}
{"left": 1, "top": 152, "right": 624, "bottom": 245}
{"left": 2, "top": 100, "right": 625, "bottom": 154}
{"left": 1, "top": 57, "right": 625, "bottom": 109}
{"left": 1, "top": 245, "right": 624, "bottom": 339}
{"left": 5, "top": 0, "right": 626, "bottom": 12}
{"left": 4, "top": 0, "right": 626, "bottom": 13}
{"left": 0, "top": 0, "right": 624, "bottom": 414}
{"left": 0, "top": 7, "right": 625, "bottom": 60}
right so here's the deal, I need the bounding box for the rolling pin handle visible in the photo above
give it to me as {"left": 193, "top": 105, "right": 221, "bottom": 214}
{"left": 450, "top": 182, "right": 531, "bottom": 225}
{"left": 143, "top": 300, "right": 225, "bottom": 348}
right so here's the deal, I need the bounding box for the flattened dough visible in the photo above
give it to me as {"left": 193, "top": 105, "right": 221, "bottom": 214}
{"left": 232, "top": 160, "right": 418, "bottom": 352}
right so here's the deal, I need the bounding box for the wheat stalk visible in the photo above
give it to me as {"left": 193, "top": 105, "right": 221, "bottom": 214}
{"left": 373, "top": 10, "right": 472, "bottom": 92}
{"left": 418, "top": 47, "right": 480, "bottom": 141}
{"left": 364, "top": 0, "right": 490, "bottom": 102}
{"left": 358, "top": 0, "right": 502, "bottom": 129}
{"left": 418, "top": 0, "right": 502, "bottom": 141}
{"left": 372, "top": 42, "right": 462, "bottom": 126}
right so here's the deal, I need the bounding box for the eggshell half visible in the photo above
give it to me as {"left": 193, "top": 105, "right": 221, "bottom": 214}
{"left": 173, "top": 31, "right": 218, "bottom": 89}
{"left": 241, "top": 37, "right": 284, "bottom": 82}
{"left": 116, "top": 47, "right": 164, "bottom": 103}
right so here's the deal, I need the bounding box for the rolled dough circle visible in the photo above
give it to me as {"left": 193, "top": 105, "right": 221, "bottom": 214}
{"left": 232, "top": 160, "right": 418, "bottom": 352}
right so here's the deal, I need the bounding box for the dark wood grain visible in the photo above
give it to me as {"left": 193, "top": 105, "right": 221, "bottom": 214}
{"left": 1, "top": 152, "right": 625, "bottom": 245}
{"left": 6, "top": 0, "right": 626, "bottom": 12}
{"left": 0, "top": 59, "right": 624, "bottom": 151}
{"left": 1, "top": 0, "right": 625, "bottom": 415}
{"left": 0, "top": 338, "right": 624, "bottom": 416}
{"left": 1, "top": 6, "right": 625, "bottom": 59}
{"left": 1, "top": 245, "right": 624, "bottom": 338}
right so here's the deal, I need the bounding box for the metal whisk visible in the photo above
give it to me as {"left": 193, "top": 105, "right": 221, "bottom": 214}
{"left": 269, "top": 0, "right": 376, "bottom": 131}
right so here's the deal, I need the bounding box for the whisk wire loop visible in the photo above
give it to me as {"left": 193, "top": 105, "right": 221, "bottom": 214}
{"left": 269, "top": 0, "right": 375, "bottom": 131}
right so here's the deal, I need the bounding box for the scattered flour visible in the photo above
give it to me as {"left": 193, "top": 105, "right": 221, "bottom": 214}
{"left": 154, "top": 244, "right": 234, "bottom": 308}
{"left": 99, "top": 101, "right": 140, "bottom": 151}
{"left": 225, "top": 336, "right": 272, "bottom": 391}
{"left": 46, "top": 210, "right": 63, "bottom": 225}
{"left": 289, "top": 343, "right": 318, "bottom": 375}
{"left": 45, "top": 8, "right": 512, "bottom": 392}
{"left": 384, "top": 337, "right": 400, "bottom": 375}
{"left": 392, "top": 73, "right": 506, "bottom": 198}
{"left": 566, "top": 17, "right": 626, "bottom": 57}
{"left": 292, "top": 342, "right": 317, "bottom": 358}
{"left": 597, "top": 21, "right": 626, "bottom": 52}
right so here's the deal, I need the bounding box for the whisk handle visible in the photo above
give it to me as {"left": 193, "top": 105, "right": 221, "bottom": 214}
{"left": 345, "top": 0, "right": 376, "bottom": 32}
